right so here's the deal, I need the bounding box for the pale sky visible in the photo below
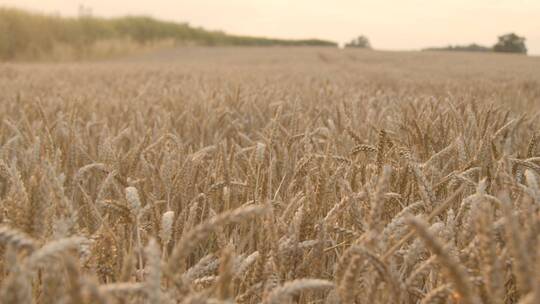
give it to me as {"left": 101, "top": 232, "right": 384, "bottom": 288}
{"left": 2, "top": 0, "right": 539, "bottom": 55}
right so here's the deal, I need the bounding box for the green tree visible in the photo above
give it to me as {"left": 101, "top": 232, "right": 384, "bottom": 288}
{"left": 493, "top": 33, "right": 527, "bottom": 54}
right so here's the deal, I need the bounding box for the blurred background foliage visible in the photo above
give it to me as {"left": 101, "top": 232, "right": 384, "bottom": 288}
{"left": 0, "top": 7, "right": 337, "bottom": 61}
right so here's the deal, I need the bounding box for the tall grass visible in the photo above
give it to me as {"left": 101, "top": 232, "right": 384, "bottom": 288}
{"left": 0, "top": 7, "right": 337, "bottom": 61}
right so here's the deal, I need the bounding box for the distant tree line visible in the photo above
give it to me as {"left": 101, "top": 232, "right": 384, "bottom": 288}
{"left": 345, "top": 33, "right": 529, "bottom": 55}
{"left": 423, "top": 33, "right": 528, "bottom": 54}
{"left": 0, "top": 7, "right": 337, "bottom": 61}
{"left": 423, "top": 43, "right": 491, "bottom": 53}
{"left": 1, "top": 6, "right": 528, "bottom": 61}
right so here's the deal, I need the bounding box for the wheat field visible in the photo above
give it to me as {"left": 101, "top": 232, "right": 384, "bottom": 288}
{"left": 1, "top": 47, "right": 540, "bottom": 304}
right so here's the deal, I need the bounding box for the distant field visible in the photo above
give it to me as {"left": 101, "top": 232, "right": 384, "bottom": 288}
{"left": 1, "top": 48, "right": 540, "bottom": 303}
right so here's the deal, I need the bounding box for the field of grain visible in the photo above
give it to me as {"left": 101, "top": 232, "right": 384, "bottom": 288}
{"left": 1, "top": 47, "right": 540, "bottom": 304}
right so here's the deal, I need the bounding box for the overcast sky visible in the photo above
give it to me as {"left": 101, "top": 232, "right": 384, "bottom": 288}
{"left": 2, "top": 0, "right": 539, "bottom": 54}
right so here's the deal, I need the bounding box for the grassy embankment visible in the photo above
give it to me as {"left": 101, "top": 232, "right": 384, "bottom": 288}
{"left": 0, "top": 7, "right": 337, "bottom": 61}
